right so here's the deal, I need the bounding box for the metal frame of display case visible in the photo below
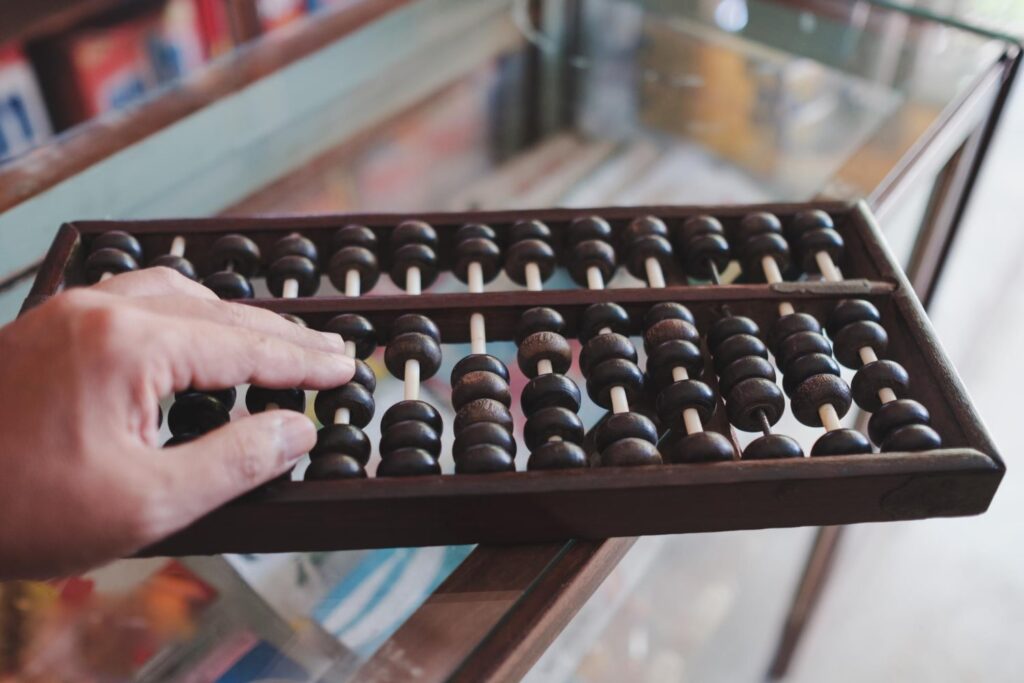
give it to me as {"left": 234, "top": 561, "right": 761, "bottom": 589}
{"left": 0, "top": 1, "right": 1020, "bottom": 680}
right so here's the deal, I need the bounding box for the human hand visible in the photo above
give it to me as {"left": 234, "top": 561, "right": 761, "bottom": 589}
{"left": 0, "top": 268, "right": 353, "bottom": 579}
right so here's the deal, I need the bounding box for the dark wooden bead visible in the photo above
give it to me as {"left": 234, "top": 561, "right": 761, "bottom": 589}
{"left": 739, "top": 212, "right": 783, "bottom": 237}
{"left": 790, "top": 209, "right": 833, "bottom": 235}
{"left": 660, "top": 429, "right": 734, "bottom": 463}
{"left": 305, "top": 454, "right": 366, "bottom": 480}
{"left": 505, "top": 239, "right": 555, "bottom": 286}
{"left": 518, "top": 331, "right": 573, "bottom": 377}
{"left": 454, "top": 236, "right": 501, "bottom": 283}
{"left": 676, "top": 215, "right": 730, "bottom": 279}
{"left": 726, "top": 377, "right": 785, "bottom": 431}
{"left": 391, "top": 220, "right": 438, "bottom": 249}
{"left": 510, "top": 219, "right": 551, "bottom": 242}
{"left": 524, "top": 407, "right": 584, "bottom": 449}
{"left": 826, "top": 299, "right": 881, "bottom": 337}
{"left": 776, "top": 330, "right": 832, "bottom": 370}
{"left": 268, "top": 255, "right": 320, "bottom": 297}
{"left": 164, "top": 433, "right": 199, "bottom": 447}
{"left": 626, "top": 233, "right": 673, "bottom": 280}
{"left": 580, "top": 332, "right": 637, "bottom": 375}
{"left": 311, "top": 424, "right": 371, "bottom": 463}
{"left": 380, "top": 420, "right": 442, "bottom": 458}
{"left": 168, "top": 393, "right": 230, "bottom": 436}
{"left": 245, "top": 386, "right": 306, "bottom": 414}
{"left": 377, "top": 448, "right": 441, "bottom": 477}
{"left": 452, "top": 371, "right": 512, "bottom": 411}
{"left": 880, "top": 424, "right": 942, "bottom": 452}
{"left": 522, "top": 373, "right": 581, "bottom": 416}
{"left": 273, "top": 234, "right": 317, "bottom": 262}
{"left": 789, "top": 374, "right": 853, "bottom": 427}
{"left": 516, "top": 307, "right": 565, "bottom": 343}
{"left": 85, "top": 248, "right": 138, "bottom": 282}
{"left": 332, "top": 224, "right": 378, "bottom": 251}
{"left": 452, "top": 354, "right": 510, "bottom": 385}
{"left": 656, "top": 379, "right": 716, "bottom": 430}
{"left": 453, "top": 422, "right": 517, "bottom": 459}
{"left": 454, "top": 398, "right": 514, "bottom": 434}
{"left": 623, "top": 215, "right": 668, "bottom": 241}
{"left": 455, "top": 444, "right": 516, "bottom": 474}
{"left": 852, "top": 360, "right": 909, "bottom": 412}
{"left": 811, "top": 429, "right": 872, "bottom": 457}
{"left": 579, "top": 303, "right": 630, "bottom": 343}
{"left": 707, "top": 315, "right": 760, "bottom": 350}
{"left": 314, "top": 383, "right": 375, "bottom": 428}
{"left": 568, "top": 215, "right": 612, "bottom": 244}
{"left": 643, "top": 318, "right": 699, "bottom": 353}
{"left": 718, "top": 356, "right": 775, "bottom": 397}
{"left": 833, "top": 320, "right": 888, "bottom": 369}
{"left": 596, "top": 412, "right": 658, "bottom": 451}
{"left": 739, "top": 232, "right": 791, "bottom": 279}
{"left": 150, "top": 254, "right": 196, "bottom": 280}
{"left": 93, "top": 230, "right": 143, "bottom": 263}
{"left": 202, "top": 271, "right": 253, "bottom": 300}
{"left": 768, "top": 313, "right": 821, "bottom": 356}
{"left": 795, "top": 228, "right": 844, "bottom": 274}
{"left": 390, "top": 243, "right": 439, "bottom": 289}
{"left": 600, "top": 438, "right": 662, "bottom": 467}
{"left": 457, "top": 222, "right": 496, "bottom": 241}
{"left": 175, "top": 386, "right": 237, "bottom": 410}
{"left": 743, "top": 434, "right": 804, "bottom": 460}
{"left": 381, "top": 400, "right": 442, "bottom": 435}
{"left": 384, "top": 332, "right": 442, "bottom": 381}
{"left": 328, "top": 246, "right": 380, "bottom": 293}
{"left": 713, "top": 334, "right": 768, "bottom": 373}
{"left": 643, "top": 302, "right": 695, "bottom": 328}
{"left": 568, "top": 239, "right": 617, "bottom": 287}
{"left": 324, "top": 314, "right": 378, "bottom": 361}
{"left": 211, "top": 234, "right": 261, "bottom": 276}
{"left": 586, "top": 358, "right": 645, "bottom": 409}
{"left": 647, "top": 339, "right": 705, "bottom": 390}
{"left": 868, "top": 399, "right": 930, "bottom": 445}
{"left": 392, "top": 313, "right": 441, "bottom": 342}
{"left": 528, "top": 441, "right": 588, "bottom": 470}
{"left": 782, "top": 353, "right": 841, "bottom": 397}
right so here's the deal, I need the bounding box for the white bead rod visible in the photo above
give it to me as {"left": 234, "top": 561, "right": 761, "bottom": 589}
{"left": 761, "top": 255, "right": 795, "bottom": 317}
{"left": 587, "top": 265, "right": 605, "bottom": 290}
{"left": 819, "top": 403, "right": 842, "bottom": 432}
{"left": 100, "top": 271, "right": 114, "bottom": 281}
{"left": 671, "top": 366, "right": 704, "bottom": 434}
{"left": 333, "top": 341, "right": 358, "bottom": 425}
{"left": 467, "top": 261, "right": 487, "bottom": 354}
{"left": 645, "top": 257, "right": 666, "bottom": 289}
{"left": 283, "top": 278, "right": 300, "bottom": 299}
{"left": 406, "top": 266, "right": 422, "bottom": 295}
{"left": 404, "top": 359, "right": 421, "bottom": 401}
{"left": 859, "top": 346, "right": 897, "bottom": 404}
{"left": 170, "top": 235, "right": 186, "bottom": 258}
{"left": 525, "top": 262, "right": 543, "bottom": 291}
{"left": 610, "top": 386, "right": 629, "bottom": 414}
{"left": 816, "top": 251, "right": 843, "bottom": 283}
{"left": 345, "top": 269, "right": 361, "bottom": 297}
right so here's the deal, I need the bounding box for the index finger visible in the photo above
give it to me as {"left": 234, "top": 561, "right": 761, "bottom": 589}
{"left": 92, "top": 267, "right": 219, "bottom": 300}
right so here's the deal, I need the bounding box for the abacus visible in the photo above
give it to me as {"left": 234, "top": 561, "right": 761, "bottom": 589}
{"left": 25, "top": 201, "right": 1003, "bottom": 556}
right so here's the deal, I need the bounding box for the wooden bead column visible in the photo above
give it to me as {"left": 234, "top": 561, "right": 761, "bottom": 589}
{"left": 516, "top": 307, "right": 587, "bottom": 470}
{"left": 672, "top": 215, "right": 731, "bottom": 283}
{"left": 379, "top": 314, "right": 445, "bottom": 476}
{"left": 567, "top": 215, "right": 618, "bottom": 290}
{"left": 389, "top": 220, "right": 439, "bottom": 295}
{"left": 149, "top": 234, "right": 197, "bottom": 280}
{"left": 788, "top": 210, "right": 943, "bottom": 452}
{"left": 328, "top": 224, "right": 380, "bottom": 296}
{"left": 739, "top": 212, "right": 869, "bottom": 456}
{"left": 83, "top": 230, "right": 142, "bottom": 283}
{"left": 307, "top": 314, "right": 378, "bottom": 479}
{"left": 504, "top": 219, "right": 557, "bottom": 291}
{"left": 622, "top": 216, "right": 674, "bottom": 288}
{"left": 202, "top": 234, "right": 261, "bottom": 300}
{"left": 449, "top": 224, "right": 516, "bottom": 473}
{"left": 645, "top": 303, "right": 734, "bottom": 462}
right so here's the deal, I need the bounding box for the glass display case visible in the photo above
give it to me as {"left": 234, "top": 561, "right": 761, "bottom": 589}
{"left": 0, "top": 0, "right": 1017, "bottom": 680}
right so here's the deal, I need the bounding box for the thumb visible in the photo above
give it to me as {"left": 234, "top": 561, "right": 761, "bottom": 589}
{"left": 158, "top": 410, "right": 314, "bottom": 530}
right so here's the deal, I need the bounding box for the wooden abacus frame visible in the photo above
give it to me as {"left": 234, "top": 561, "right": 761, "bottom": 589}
{"left": 25, "top": 200, "right": 1004, "bottom": 556}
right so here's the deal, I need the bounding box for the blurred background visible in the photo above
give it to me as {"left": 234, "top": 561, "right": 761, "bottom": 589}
{"left": 0, "top": 0, "right": 1022, "bottom": 681}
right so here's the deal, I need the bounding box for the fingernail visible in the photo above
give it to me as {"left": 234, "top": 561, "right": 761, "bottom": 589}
{"left": 276, "top": 412, "right": 315, "bottom": 463}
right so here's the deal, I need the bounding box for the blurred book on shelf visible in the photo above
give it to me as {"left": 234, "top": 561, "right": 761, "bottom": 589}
{"left": 0, "top": 45, "right": 52, "bottom": 162}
